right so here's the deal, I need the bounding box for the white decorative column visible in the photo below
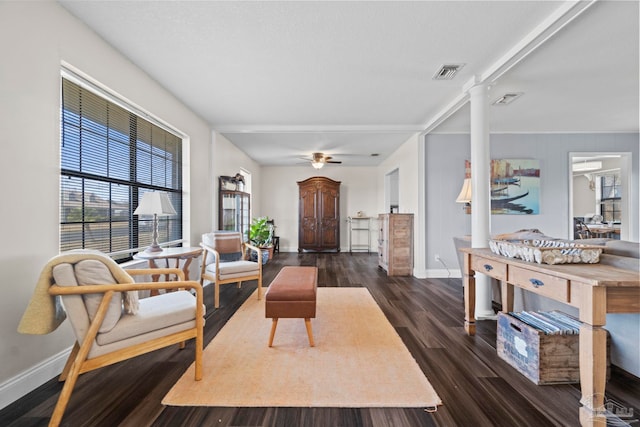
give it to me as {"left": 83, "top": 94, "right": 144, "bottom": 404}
{"left": 469, "top": 83, "right": 495, "bottom": 319}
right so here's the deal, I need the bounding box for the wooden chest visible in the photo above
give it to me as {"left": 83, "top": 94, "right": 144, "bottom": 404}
{"left": 496, "top": 312, "right": 609, "bottom": 385}
{"left": 377, "top": 213, "right": 413, "bottom": 276}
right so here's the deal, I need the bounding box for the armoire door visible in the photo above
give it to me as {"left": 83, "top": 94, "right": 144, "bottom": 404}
{"left": 299, "top": 182, "right": 320, "bottom": 249}
{"left": 298, "top": 177, "right": 340, "bottom": 252}
{"left": 318, "top": 182, "right": 339, "bottom": 249}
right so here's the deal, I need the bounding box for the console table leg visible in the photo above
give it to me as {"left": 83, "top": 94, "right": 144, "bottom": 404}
{"left": 501, "top": 280, "right": 514, "bottom": 313}
{"left": 579, "top": 407, "right": 606, "bottom": 427}
{"left": 463, "top": 253, "right": 476, "bottom": 335}
{"left": 579, "top": 324, "right": 608, "bottom": 427}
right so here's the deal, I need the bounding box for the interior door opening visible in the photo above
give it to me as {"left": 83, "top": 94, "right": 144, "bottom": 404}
{"left": 569, "top": 152, "right": 631, "bottom": 241}
{"left": 386, "top": 168, "right": 399, "bottom": 213}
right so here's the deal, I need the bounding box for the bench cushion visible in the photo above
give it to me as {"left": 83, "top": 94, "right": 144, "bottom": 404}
{"left": 266, "top": 266, "right": 317, "bottom": 301}
{"left": 265, "top": 266, "right": 317, "bottom": 319}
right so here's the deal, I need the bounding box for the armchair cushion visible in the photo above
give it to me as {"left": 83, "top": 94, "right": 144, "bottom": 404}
{"left": 74, "top": 260, "right": 122, "bottom": 333}
{"left": 96, "top": 290, "right": 199, "bottom": 345}
{"left": 204, "top": 260, "right": 260, "bottom": 278}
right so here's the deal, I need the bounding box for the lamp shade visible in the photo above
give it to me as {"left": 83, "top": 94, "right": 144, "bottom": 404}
{"left": 455, "top": 178, "right": 472, "bottom": 204}
{"left": 134, "top": 192, "right": 176, "bottom": 216}
{"left": 134, "top": 192, "right": 176, "bottom": 253}
{"left": 311, "top": 161, "right": 324, "bottom": 169}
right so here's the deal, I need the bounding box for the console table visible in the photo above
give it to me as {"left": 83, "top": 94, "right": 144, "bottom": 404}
{"left": 460, "top": 247, "right": 640, "bottom": 427}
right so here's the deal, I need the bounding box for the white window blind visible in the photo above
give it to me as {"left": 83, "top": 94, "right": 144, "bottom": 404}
{"left": 60, "top": 77, "right": 183, "bottom": 261}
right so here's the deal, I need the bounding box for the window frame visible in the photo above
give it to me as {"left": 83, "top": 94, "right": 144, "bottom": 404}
{"left": 60, "top": 70, "right": 185, "bottom": 262}
{"left": 598, "top": 171, "right": 622, "bottom": 223}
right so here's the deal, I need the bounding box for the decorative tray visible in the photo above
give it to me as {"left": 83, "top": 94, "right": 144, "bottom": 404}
{"left": 488, "top": 239, "right": 603, "bottom": 265}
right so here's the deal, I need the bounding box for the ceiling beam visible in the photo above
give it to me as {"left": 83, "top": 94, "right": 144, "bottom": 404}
{"left": 421, "top": 0, "right": 598, "bottom": 135}
{"left": 216, "top": 125, "right": 424, "bottom": 134}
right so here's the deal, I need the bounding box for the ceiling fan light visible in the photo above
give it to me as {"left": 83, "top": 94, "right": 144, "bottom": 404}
{"left": 311, "top": 161, "right": 324, "bottom": 169}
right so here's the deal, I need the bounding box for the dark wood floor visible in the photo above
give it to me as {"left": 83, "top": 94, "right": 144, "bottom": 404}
{"left": 2, "top": 253, "right": 639, "bottom": 427}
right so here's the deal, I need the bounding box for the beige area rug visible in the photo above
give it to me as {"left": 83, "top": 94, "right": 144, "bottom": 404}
{"left": 163, "top": 287, "right": 442, "bottom": 408}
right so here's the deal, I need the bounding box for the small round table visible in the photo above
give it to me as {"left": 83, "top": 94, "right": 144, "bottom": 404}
{"left": 134, "top": 246, "right": 202, "bottom": 295}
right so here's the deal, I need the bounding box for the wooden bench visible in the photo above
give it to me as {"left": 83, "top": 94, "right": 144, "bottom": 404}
{"left": 265, "top": 266, "right": 318, "bottom": 347}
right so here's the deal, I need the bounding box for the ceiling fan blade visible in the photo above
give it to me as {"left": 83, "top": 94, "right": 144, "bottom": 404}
{"left": 301, "top": 152, "right": 344, "bottom": 165}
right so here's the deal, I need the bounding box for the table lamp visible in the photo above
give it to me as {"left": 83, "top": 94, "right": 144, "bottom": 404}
{"left": 134, "top": 191, "right": 177, "bottom": 252}
{"left": 456, "top": 178, "right": 472, "bottom": 214}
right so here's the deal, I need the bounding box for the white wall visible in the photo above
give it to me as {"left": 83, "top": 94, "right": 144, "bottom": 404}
{"left": 0, "top": 2, "right": 211, "bottom": 408}
{"left": 425, "top": 133, "right": 639, "bottom": 275}
{"left": 259, "top": 166, "right": 379, "bottom": 252}
{"left": 211, "top": 132, "right": 262, "bottom": 231}
{"left": 572, "top": 174, "right": 596, "bottom": 218}
{"left": 377, "top": 135, "right": 420, "bottom": 216}
{"left": 378, "top": 134, "right": 425, "bottom": 276}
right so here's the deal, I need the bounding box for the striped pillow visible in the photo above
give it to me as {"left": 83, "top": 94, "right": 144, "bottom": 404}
{"left": 202, "top": 231, "right": 243, "bottom": 264}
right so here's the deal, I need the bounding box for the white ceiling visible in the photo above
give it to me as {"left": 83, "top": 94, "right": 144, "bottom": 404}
{"left": 59, "top": 0, "right": 639, "bottom": 167}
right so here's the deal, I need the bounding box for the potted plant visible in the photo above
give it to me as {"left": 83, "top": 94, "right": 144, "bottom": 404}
{"left": 248, "top": 216, "right": 274, "bottom": 263}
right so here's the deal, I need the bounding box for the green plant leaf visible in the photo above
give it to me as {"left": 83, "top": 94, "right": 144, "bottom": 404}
{"left": 248, "top": 216, "right": 273, "bottom": 247}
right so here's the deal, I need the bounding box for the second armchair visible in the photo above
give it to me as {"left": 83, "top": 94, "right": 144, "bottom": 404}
{"left": 200, "top": 231, "right": 263, "bottom": 308}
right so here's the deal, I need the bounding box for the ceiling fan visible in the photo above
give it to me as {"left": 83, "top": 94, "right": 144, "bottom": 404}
{"left": 302, "top": 152, "right": 342, "bottom": 169}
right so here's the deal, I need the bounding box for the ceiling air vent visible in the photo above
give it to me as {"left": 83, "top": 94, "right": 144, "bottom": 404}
{"left": 492, "top": 92, "right": 524, "bottom": 106}
{"left": 432, "top": 64, "right": 464, "bottom": 80}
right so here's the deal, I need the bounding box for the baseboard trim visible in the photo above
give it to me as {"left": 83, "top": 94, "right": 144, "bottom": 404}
{"left": 424, "top": 268, "right": 462, "bottom": 278}
{"left": 0, "top": 346, "right": 71, "bottom": 410}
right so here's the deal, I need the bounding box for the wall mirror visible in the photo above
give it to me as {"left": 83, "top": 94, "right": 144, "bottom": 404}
{"left": 569, "top": 152, "right": 631, "bottom": 241}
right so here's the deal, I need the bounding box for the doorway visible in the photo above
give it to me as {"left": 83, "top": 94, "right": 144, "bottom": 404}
{"left": 569, "top": 152, "right": 631, "bottom": 240}
{"left": 386, "top": 168, "right": 399, "bottom": 213}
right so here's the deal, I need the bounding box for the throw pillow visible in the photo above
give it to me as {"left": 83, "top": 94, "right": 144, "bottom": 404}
{"left": 74, "top": 259, "right": 122, "bottom": 333}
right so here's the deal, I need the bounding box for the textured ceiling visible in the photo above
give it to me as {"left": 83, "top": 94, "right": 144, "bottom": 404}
{"left": 59, "top": 0, "right": 639, "bottom": 166}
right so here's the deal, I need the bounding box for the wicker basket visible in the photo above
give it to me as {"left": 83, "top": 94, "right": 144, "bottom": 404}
{"left": 488, "top": 239, "right": 603, "bottom": 265}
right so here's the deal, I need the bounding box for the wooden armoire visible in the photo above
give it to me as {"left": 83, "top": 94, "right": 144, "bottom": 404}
{"left": 297, "top": 177, "right": 341, "bottom": 252}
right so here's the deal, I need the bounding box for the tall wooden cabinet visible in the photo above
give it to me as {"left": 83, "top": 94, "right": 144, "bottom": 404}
{"left": 378, "top": 213, "right": 414, "bottom": 276}
{"left": 219, "top": 188, "right": 250, "bottom": 241}
{"left": 297, "top": 177, "right": 341, "bottom": 252}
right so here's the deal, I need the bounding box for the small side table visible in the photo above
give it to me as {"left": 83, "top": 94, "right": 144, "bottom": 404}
{"left": 134, "top": 247, "right": 202, "bottom": 295}
{"left": 347, "top": 216, "right": 371, "bottom": 253}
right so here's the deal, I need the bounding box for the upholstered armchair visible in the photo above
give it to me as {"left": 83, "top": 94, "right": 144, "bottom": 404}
{"left": 200, "top": 231, "right": 263, "bottom": 308}
{"left": 17, "top": 250, "right": 204, "bottom": 427}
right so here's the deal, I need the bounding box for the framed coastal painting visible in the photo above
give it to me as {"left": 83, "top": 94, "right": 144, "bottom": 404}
{"left": 465, "top": 159, "right": 540, "bottom": 215}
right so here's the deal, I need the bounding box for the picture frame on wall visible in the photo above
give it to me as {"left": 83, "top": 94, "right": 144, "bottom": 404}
{"left": 465, "top": 159, "right": 540, "bottom": 215}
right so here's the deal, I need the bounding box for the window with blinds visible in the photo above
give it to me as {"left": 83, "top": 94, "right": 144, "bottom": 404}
{"left": 60, "top": 77, "right": 182, "bottom": 262}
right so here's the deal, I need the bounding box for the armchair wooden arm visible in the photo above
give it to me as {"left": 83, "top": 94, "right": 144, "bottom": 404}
{"left": 126, "top": 267, "right": 185, "bottom": 281}
{"left": 48, "top": 279, "right": 203, "bottom": 296}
